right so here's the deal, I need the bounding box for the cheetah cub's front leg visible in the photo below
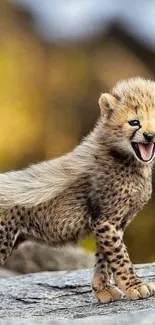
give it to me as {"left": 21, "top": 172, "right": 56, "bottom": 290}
{"left": 92, "top": 248, "right": 122, "bottom": 303}
{"left": 92, "top": 222, "right": 155, "bottom": 303}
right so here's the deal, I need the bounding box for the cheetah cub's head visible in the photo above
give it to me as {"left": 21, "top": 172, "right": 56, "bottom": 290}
{"left": 99, "top": 77, "right": 155, "bottom": 164}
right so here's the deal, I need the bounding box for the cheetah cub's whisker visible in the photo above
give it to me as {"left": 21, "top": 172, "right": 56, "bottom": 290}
{"left": 0, "top": 77, "right": 155, "bottom": 302}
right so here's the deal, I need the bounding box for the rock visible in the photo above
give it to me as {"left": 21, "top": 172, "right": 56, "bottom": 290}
{"left": 0, "top": 263, "right": 155, "bottom": 324}
{"left": 2, "top": 311, "right": 155, "bottom": 325}
{"left": 3, "top": 242, "right": 95, "bottom": 274}
{"left": 0, "top": 267, "right": 18, "bottom": 277}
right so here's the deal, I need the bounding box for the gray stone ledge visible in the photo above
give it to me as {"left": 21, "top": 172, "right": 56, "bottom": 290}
{"left": 1, "top": 263, "right": 155, "bottom": 324}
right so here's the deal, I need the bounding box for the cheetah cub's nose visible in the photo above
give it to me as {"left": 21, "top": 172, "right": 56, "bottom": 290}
{"left": 143, "top": 133, "right": 155, "bottom": 142}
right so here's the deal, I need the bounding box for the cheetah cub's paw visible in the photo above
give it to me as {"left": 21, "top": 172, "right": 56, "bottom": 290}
{"left": 92, "top": 274, "right": 123, "bottom": 303}
{"left": 93, "top": 285, "right": 122, "bottom": 303}
{"left": 125, "top": 282, "right": 155, "bottom": 300}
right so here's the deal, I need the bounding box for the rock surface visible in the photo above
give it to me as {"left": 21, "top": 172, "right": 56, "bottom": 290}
{"left": 2, "top": 242, "right": 94, "bottom": 275}
{"left": 1, "top": 263, "right": 155, "bottom": 324}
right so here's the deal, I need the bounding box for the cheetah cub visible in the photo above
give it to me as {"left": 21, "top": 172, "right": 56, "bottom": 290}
{"left": 0, "top": 77, "right": 155, "bottom": 303}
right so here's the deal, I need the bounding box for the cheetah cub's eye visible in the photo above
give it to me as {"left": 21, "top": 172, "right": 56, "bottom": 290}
{"left": 128, "top": 120, "right": 140, "bottom": 127}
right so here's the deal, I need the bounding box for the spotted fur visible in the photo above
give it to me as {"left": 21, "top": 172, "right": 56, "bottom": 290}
{"left": 0, "top": 77, "right": 155, "bottom": 302}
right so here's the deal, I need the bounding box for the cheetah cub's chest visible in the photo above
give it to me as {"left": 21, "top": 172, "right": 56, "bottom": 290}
{"left": 129, "top": 166, "right": 152, "bottom": 204}
{"left": 99, "top": 166, "right": 152, "bottom": 228}
{"left": 118, "top": 169, "right": 152, "bottom": 227}
{"left": 127, "top": 177, "right": 152, "bottom": 209}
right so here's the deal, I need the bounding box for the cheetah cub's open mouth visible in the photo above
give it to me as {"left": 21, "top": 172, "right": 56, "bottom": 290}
{"left": 131, "top": 142, "right": 155, "bottom": 162}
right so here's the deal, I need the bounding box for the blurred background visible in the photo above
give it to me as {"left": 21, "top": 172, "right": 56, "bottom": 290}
{"left": 1, "top": 0, "right": 155, "bottom": 266}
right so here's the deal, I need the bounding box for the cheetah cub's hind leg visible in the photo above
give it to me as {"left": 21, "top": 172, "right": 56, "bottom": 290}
{"left": 0, "top": 212, "right": 20, "bottom": 265}
{"left": 92, "top": 248, "right": 123, "bottom": 303}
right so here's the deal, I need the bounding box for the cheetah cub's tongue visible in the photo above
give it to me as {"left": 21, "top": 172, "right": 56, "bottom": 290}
{"left": 137, "top": 143, "right": 154, "bottom": 161}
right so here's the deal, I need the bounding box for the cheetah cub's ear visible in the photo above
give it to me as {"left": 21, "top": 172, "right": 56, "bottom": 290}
{"left": 98, "top": 93, "right": 118, "bottom": 118}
